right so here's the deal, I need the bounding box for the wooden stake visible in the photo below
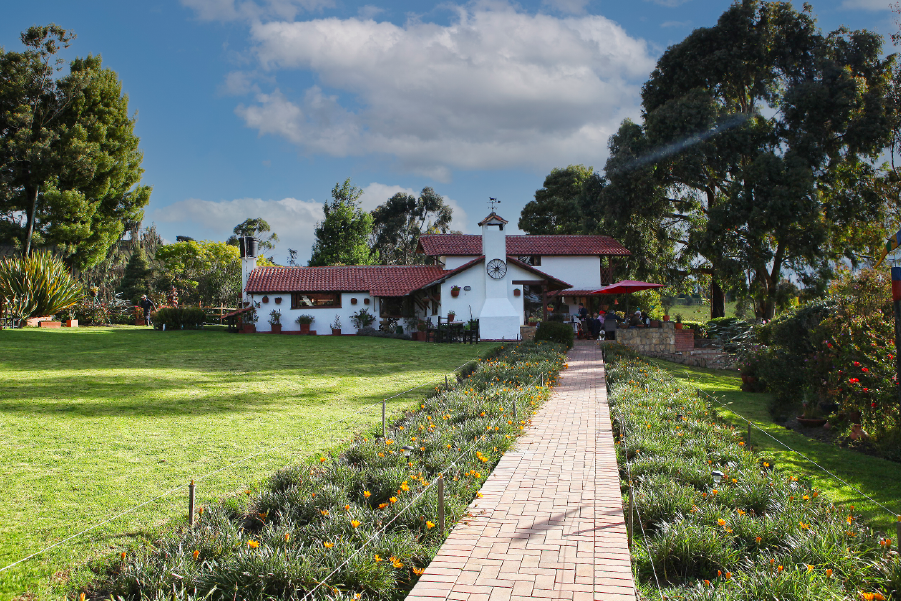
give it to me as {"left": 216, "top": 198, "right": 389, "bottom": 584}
{"left": 747, "top": 422, "right": 752, "bottom": 450}
{"left": 445, "top": 375, "right": 449, "bottom": 390}
{"left": 513, "top": 399, "right": 517, "bottom": 420}
{"left": 382, "top": 399, "right": 386, "bottom": 438}
{"left": 627, "top": 486, "right": 634, "bottom": 549}
{"left": 438, "top": 475, "right": 445, "bottom": 534}
{"left": 896, "top": 517, "right": 900, "bottom": 551}
{"left": 188, "top": 480, "right": 195, "bottom": 527}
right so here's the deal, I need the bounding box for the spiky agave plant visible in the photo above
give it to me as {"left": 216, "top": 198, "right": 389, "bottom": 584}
{"left": 0, "top": 251, "right": 83, "bottom": 319}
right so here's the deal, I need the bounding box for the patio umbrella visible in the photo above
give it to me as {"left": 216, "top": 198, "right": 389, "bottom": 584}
{"left": 590, "top": 280, "right": 664, "bottom": 294}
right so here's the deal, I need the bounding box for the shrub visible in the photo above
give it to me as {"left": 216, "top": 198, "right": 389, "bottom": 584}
{"left": 0, "top": 251, "right": 83, "bottom": 319}
{"left": 296, "top": 314, "right": 315, "bottom": 325}
{"left": 534, "top": 320, "right": 574, "bottom": 348}
{"left": 350, "top": 308, "right": 376, "bottom": 330}
{"left": 151, "top": 306, "right": 206, "bottom": 330}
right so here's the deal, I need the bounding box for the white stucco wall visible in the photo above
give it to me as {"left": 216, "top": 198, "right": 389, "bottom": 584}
{"left": 538, "top": 256, "right": 602, "bottom": 290}
{"left": 250, "top": 292, "right": 375, "bottom": 334}
{"left": 444, "top": 255, "right": 479, "bottom": 269}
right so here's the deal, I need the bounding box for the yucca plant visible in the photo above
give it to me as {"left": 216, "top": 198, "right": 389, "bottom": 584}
{"left": 0, "top": 251, "right": 84, "bottom": 319}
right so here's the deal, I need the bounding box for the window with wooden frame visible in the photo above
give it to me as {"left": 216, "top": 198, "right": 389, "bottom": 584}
{"left": 291, "top": 292, "right": 342, "bottom": 309}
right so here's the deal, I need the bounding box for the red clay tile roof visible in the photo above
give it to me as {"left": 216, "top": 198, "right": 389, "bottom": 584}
{"left": 417, "top": 234, "right": 630, "bottom": 257}
{"left": 477, "top": 212, "right": 508, "bottom": 226}
{"left": 245, "top": 265, "right": 447, "bottom": 297}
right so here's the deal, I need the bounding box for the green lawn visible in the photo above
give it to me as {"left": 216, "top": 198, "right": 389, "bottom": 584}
{"left": 649, "top": 358, "right": 901, "bottom": 533}
{"left": 0, "top": 327, "right": 493, "bottom": 599}
{"left": 666, "top": 300, "right": 739, "bottom": 323}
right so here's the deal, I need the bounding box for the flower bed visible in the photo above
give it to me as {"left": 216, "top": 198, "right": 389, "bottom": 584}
{"left": 604, "top": 344, "right": 899, "bottom": 600}
{"left": 86, "top": 342, "right": 567, "bottom": 600}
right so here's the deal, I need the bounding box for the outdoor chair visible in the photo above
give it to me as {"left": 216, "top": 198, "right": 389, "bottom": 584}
{"left": 603, "top": 317, "right": 618, "bottom": 341}
{"left": 462, "top": 319, "right": 479, "bottom": 344}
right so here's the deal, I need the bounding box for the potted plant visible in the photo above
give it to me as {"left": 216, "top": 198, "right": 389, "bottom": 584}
{"left": 274, "top": 297, "right": 282, "bottom": 305}
{"left": 350, "top": 308, "right": 376, "bottom": 332}
{"left": 296, "top": 314, "right": 314, "bottom": 334}
{"left": 268, "top": 309, "right": 282, "bottom": 334}
{"left": 241, "top": 308, "right": 258, "bottom": 333}
{"left": 331, "top": 315, "right": 342, "bottom": 336}
{"left": 414, "top": 319, "right": 428, "bottom": 341}
{"left": 513, "top": 288, "right": 521, "bottom": 297}
{"left": 262, "top": 295, "right": 269, "bottom": 304}
{"left": 674, "top": 313, "right": 683, "bottom": 330}
{"left": 450, "top": 285, "right": 461, "bottom": 298}
{"left": 797, "top": 389, "right": 827, "bottom": 427}
{"left": 447, "top": 311, "right": 456, "bottom": 322}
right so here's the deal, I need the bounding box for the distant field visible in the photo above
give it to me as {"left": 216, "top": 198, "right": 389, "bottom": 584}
{"left": 666, "top": 299, "right": 739, "bottom": 322}
{"left": 0, "top": 327, "right": 492, "bottom": 599}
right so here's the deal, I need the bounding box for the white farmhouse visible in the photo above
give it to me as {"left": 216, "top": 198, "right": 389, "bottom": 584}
{"left": 241, "top": 212, "right": 630, "bottom": 339}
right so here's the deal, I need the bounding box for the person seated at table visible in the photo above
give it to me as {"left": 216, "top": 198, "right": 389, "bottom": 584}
{"left": 640, "top": 310, "right": 651, "bottom": 325}
{"left": 589, "top": 313, "right": 602, "bottom": 339}
{"left": 629, "top": 309, "right": 644, "bottom": 327}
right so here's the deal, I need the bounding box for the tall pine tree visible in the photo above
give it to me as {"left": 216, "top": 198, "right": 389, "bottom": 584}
{"left": 309, "top": 179, "right": 378, "bottom": 266}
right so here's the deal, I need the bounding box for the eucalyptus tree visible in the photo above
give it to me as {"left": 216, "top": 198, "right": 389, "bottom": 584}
{"left": 309, "top": 179, "right": 378, "bottom": 266}
{"left": 518, "top": 165, "right": 594, "bottom": 235}
{"left": 595, "top": 0, "right": 894, "bottom": 318}
{"left": 370, "top": 187, "right": 453, "bottom": 265}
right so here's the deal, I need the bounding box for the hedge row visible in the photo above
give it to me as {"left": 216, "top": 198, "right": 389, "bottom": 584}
{"left": 604, "top": 344, "right": 899, "bottom": 601}
{"left": 84, "top": 341, "right": 568, "bottom": 601}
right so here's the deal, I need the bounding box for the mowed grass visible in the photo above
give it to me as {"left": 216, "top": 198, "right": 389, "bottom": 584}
{"left": 649, "top": 358, "right": 901, "bottom": 533}
{"left": 0, "top": 327, "right": 493, "bottom": 599}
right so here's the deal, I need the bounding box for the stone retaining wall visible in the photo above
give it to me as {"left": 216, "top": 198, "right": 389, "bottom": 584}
{"left": 609, "top": 322, "right": 734, "bottom": 369}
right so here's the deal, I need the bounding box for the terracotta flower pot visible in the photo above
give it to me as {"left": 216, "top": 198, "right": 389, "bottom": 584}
{"left": 364, "top": 298, "right": 370, "bottom": 305}
{"left": 271, "top": 324, "right": 282, "bottom": 334}
{"left": 300, "top": 323, "right": 311, "bottom": 334}
{"left": 65, "top": 319, "right": 78, "bottom": 328}
{"left": 262, "top": 296, "right": 269, "bottom": 303}
{"left": 351, "top": 297, "right": 358, "bottom": 304}
{"left": 513, "top": 289, "right": 521, "bottom": 297}
{"left": 675, "top": 323, "right": 683, "bottom": 330}
{"left": 796, "top": 417, "right": 828, "bottom": 428}
{"left": 331, "top": 328, "right": 341, "bottom": 336}
{"left": 451, "top": 289, "right": 460, "bottom": 298}
{"left": 275, "top": 297, "right": 282, "bottom": 304}
{"left": 663, "top": 315, "right": 670, "bottom": 321}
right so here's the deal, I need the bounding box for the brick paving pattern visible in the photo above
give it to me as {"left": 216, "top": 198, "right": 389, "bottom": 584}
{"left": 406, "top": 342, "right": 636, "bottom": 601}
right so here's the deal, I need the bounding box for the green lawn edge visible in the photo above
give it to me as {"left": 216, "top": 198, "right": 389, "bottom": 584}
{"left": 647, "top": 356, "right": 901, "bottom": 532}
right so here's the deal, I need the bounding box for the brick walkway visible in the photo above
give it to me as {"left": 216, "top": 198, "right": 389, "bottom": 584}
{"left": 406, "top": 342, "right": 636, "bottom": 601}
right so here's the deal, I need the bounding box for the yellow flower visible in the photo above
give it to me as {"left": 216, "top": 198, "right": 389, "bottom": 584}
{"left": 400, "top": 482, "right": 410, "bottom": 492}
{"left": 374, "top": 554, "right": 383, "bottom": 562}
{"left": 755, "top": 536, "right": 762, "bottom": 544}
{"left": 320, "top": 509, "right": 329, "bottom": 516}
{"left": 426, "top": 521, "right": 435, "bottom": 529}
{"left": 378, "top": 503, "right": 389, "bottom": 509}
{"left": 248, "top": 540, "right": 259, "bottom": 549}
{"left": 320, "top": 457, "right": 327, "bottom": 462}
{"left": 192, "top": 549, "right": 200, "bottom": 560}
{"left": 799, "top": 521, "right": 810, "bottom": 530}
{"left": 324, "top": 541, "right": 334, "bottom": 548}
{"left": 351, "top": 520, "right": 361, "bottom": 528}
{"left": 364, "top": 491, "right": 371, "bottom": 498}
{"left": 717, "top": 519, "right": 726, "bottom": 526}
{"left": 344, "top": 504, "right": 350, "bottom": 511}
{"left": 390, "top": 556, "right": 403, "bottom": 568}
{"left": 389, "top": 496, "right": 398, "bottom": 503}
{"left": 413, "top": 567, "right": 424, "bottom": 575}
{"left": 284, "top": 533, "right": 290, "bottom": 542}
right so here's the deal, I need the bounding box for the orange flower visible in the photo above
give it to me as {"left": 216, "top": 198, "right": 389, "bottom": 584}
{"left": 320, "top": 457, "right": 326, "bottom": 463}
{"left": 378, "top": 503, "right": 389, "bottom": 509}
{"left": 717, "top": 519, "right": 726, "bottom": 526}
{"left": 807, "top": 564, "right": 814, "bottom": 572}
{"left": 426, "top": 521, "right": 435, "bottom": 529}
{"left": 725, "top": 572, "right": 732, "bottom": 580}
{"left": 364, "top": 491, "right": 371, "bottom": 498}
{"left": 389, "top": 496, "right": 398, "bottom": 504}
{"left": 247, "top": 540, "right": 259, "bottom": 549}
{"left": 351, "top": 519, "right": 361, "bottom": 528}
{"left": 755, "top": 536, "right": 762, "bottom": 544}
{"left": 120, "top": 551, "right": 126, "bottom": 560}
{"left": 320, "top": 509, "right": 329, "bottom": 516}
{"left": 413, "top": 567, "right": 424, "bottom": 575}
{"left": 704, "top": 580, "right": 711, "bottom": 586}
{"left": 192, "top": 549, "right": 200, "bottom": 560}
{"left": 344, "top": 504, "right": 350, "bottom": 511}
{"left": 390, "top": 556, "right": 403, "bottom": 568}
{"left": 284, "top": 533, "right": 290, "bottom": 542}
{"left": 826, "top": 569, "right": 833, "bottom": 577}
{"left": 323, "top": 541, "right": 334, "bottom": 548}
{"left": 374, "top": 554, "right": 383, "bottom": 562}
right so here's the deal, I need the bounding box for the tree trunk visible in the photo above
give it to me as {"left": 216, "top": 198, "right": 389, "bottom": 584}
{"left": 23, "top": 184, "right": 39, "bottom": 258}
{"left": 710, "top": 279, "right": 725, "bottom": 319}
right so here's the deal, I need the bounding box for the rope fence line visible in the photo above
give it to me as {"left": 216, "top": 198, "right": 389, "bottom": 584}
{"left": 0, "top": 363, "right": 474, "bottom": 574}
{"left": 692, "top": 384, "right": 900, "bottom": 519}
{"left": 301, "top": 432, "right": 490, "bottom": 600}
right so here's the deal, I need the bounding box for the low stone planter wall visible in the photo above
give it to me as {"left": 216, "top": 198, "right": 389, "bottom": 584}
{"left": 617, "top": 322, "right": 677, "bottom": 354}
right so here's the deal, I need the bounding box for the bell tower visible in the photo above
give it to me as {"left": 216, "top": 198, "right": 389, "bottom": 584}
{"left": 477, "top": 211, "right": 519, "bottom": 339}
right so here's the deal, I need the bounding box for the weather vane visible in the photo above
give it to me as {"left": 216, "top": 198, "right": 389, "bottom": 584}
{"left": 488, "top": 197, "right": 500, "bottom": 212}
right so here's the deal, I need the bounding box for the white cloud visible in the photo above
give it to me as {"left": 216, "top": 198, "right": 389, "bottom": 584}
{"left": 233, "top": 3, "right": 654, "bottom": 177}
{"left": 150, "top": 183, "right": 470, "bottom": 264}
{"left": 661, "top": 20, "right": 691, "bottom": 28}
{"left": 181, "top": 0, "right": 335, "bottom": 21}
{"left": 644, "top": 0, "right": 690, "bottom": 7}
{"left": 357, "top": 5, "right": 384, "bottom": 20}
{"left": 219, "top": 70, "right": 261, "bottom": 96}
{"left": 840, "top": 0, "right": 892, "bottom": 9}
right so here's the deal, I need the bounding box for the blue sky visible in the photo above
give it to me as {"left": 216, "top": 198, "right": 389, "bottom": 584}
{"left": 2, "top": 0, "right": 894, "bottom": 264}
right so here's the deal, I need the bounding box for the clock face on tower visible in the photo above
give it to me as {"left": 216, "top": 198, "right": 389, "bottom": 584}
{"left": 487, "top": 258, "right": 507, "bottom": 280}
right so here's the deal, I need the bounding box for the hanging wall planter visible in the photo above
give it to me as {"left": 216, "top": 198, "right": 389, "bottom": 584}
{"left": 513, "top": 288, "right": 521, "bottom": 297}
{"left": 351, "top": 297, "right": 358, "bottom": 305}
{"left": 262, "top": 296, "right": 269, "bottom": 304}
{"left": 274, "top": 297, "right": 282, "bottom": 305}
{"left": 364, "top": 298, "right": 370, "bottom": 305}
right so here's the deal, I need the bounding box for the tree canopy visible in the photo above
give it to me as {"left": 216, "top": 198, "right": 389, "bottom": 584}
{"left": 309, "top": 179, "right": 378, "bottom": 267}
{"left": 518, "top": 165, "right": 594, "bottom": 235}
{"left": 588, "top": 0, "right": 895, "bottom": 318}
{"left": 226, "top": 217, "right": 279, "bottom": 258}
{"left": 0, "top": 25, "right": 151, "bottom": 269}
{"left": 370, "top": 187, "right": 454, "bottom": 265}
